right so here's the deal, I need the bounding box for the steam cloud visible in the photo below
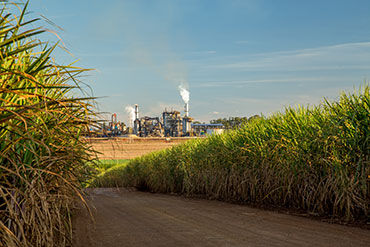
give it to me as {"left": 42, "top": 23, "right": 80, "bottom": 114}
{"left": 125, "top": 105, "right": 135, "bottom": 127}
{"left": 178, "top": 85, "right": 190, "bottom": 104}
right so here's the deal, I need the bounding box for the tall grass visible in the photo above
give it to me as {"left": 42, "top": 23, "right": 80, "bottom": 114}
{"left": 91, "top": 161, "right": 130, "bottom": 188}
{"left": 94, "top": 86, "right": 370, "bottom": 221}
{"left": 93, "top": 159, "right": 130, "bottom": 173}
{"left": 0, "top": 2, "right": 95, "bottom": 246}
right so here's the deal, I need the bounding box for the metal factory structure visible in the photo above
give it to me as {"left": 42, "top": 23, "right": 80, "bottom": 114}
{"left": 191, "top": 123, "right": 224, "bottom": 136}
{"left": 133, "top": 103, "right": 194, "bottom": 137}
{"left": 87, "top": 100, "right": 226, "bottom": 138}
{"left": 89, "top": 113, "right": 126, "bottom": 137}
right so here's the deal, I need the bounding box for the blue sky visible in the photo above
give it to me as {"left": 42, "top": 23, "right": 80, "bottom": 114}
{"left": 27, "top": 0, "right": 370, "bottom": 123}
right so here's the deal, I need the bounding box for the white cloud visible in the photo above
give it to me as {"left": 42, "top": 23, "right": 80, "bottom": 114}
{"left": 216, "top": 85, "right": 353, "bottom": 117}
{"left": 207, "top": 41, "right": 370, "bottom": 72}
{"left": 191, "top": 76, "right": 354, "bottom": 88}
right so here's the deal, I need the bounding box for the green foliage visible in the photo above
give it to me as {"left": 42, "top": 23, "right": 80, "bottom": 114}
{"left": 90, "top": 162, "right": 130, "bottom": 188}
{"left": 210, "top": 115, "right": 260, "bottom": 129}
{"left": 92, "top": 159, "right": 130, "bottom": 173}
{"left": 0, "top": 2, "right": 96, "bottom": 246}
{"left": 94, "top": 86, "right": 370, "bottom": 222}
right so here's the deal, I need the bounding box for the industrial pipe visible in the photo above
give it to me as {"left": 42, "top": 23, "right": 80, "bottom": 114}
{"left": 184, "top": 103, "right": 189, "bottom": 117}
{"left": 135, "top": 104, "right": 139, "bottom": 120}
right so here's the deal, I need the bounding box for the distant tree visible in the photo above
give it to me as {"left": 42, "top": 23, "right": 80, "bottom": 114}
{"left": 209, "top": 115, "right": 260, "bottom": 129}
{"left": 248, "top": 115, "right": 261, "bottom": 121}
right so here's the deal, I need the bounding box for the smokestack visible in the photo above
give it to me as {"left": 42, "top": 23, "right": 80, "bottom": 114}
{"left": 184, "top": 103, "right": 189, "bottom": 117}
{"left": 133, "top": 104, "right": 139, "bottom": 135}
{"left": 134, "top": 104, "right": 139, "bottom": 120}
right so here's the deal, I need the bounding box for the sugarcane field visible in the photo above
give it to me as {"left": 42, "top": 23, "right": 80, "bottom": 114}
{"left": 1, "top": 1, "right": 370, "bottom": 247}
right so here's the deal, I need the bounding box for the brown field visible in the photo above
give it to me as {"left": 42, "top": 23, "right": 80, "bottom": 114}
{"left": 87, "top": 136, "right": 194, "bottom": 159}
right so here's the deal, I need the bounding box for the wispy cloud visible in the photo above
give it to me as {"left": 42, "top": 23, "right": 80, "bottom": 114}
{"left": 190, "top": 84, "right": 357, "bottom": 122}
{"left": 217, "top": 87, "right": 344, "bottom": 117}
{"left": 191, "top": 76, "right": 354, "bottom": 88}
{"left": 206, "top": 42, "right": 370, "bottom": 72}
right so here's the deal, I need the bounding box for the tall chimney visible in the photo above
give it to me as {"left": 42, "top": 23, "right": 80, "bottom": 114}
{"left": 133, "top": 104, "right": 139, "bottom": 135}
{"left": 184, "top": 103, "right": 189, "bottom": 117}
{"left": 134, "top": 104, "right": 139, "bottom": 120}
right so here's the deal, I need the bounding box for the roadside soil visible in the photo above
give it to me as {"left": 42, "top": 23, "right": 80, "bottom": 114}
{"left": 72, "top": 188, "right": 370, "bottom": 247}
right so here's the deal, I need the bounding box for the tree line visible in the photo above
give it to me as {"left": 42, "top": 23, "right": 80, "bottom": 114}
{"left": 209, "top": 115, "right": 260, "bottom": 129}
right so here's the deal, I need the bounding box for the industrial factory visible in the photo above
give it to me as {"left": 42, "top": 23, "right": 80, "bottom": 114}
{"left": 90, "top": 86, "right": 224, "bottom": 138}
{"left": 92, "top": 102, "right": 226, "bottom": 138}
{"left": 131, "top": 102, "right": 194, "bottom": 137}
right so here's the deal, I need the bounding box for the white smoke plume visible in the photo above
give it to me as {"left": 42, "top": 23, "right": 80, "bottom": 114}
{"left": 125, "top": 105, "right": 135, "bottom": 127}
{"left": 178, "top": 85, "right": 189, "bottom": 104}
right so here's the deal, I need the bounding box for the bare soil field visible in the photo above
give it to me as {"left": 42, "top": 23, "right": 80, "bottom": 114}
{"left": 73, "top": 188, "right": 370, "bottom": 247}
{"left": 87, "top": 137, "right": 193, "bottom": 159}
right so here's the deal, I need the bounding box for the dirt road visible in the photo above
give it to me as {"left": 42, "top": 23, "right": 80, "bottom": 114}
{"left": 73, "top": 188, "right": 370, "bottom": 247}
